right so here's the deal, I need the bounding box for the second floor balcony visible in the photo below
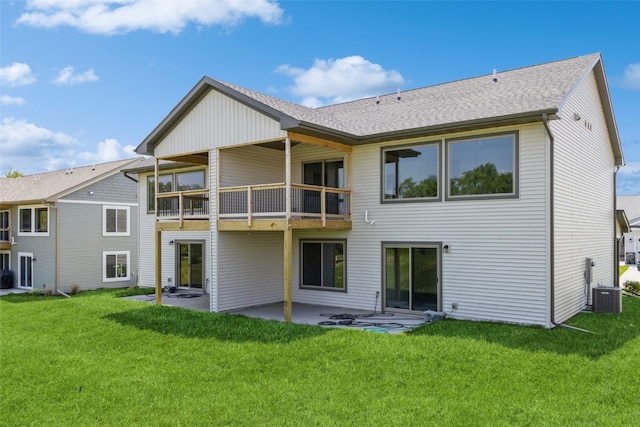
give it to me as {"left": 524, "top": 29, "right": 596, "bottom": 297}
{"left": 218, "top": 183, "right": 352, "bottom": 230}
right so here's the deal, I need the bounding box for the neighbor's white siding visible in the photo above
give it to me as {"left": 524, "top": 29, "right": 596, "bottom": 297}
{"left": 154, "top": 90, "right": 286, "bottom": 158}
{"left": 136, "top": 170, "right": 211, "bottom": 292}
{"left": 552, "top": 70, "right": 616, "bottom": 324}
{"left": 137, "top": 172, "right": 156, "bottom": 288}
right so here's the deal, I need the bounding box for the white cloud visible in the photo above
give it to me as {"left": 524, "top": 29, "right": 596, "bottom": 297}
{"left": 78, "top": 138, "right": 136, "bottom": 163}
{"left": 17, "top": 0, "right": 285, "bottom": 35}
{"left": 0, "top": 117, "right": 135, "bottom": 175}
{"left": 0, "top": 62, "right": 37, "bottom": 87}
{"left": 52, "top": 66, "right": 99, "bottom": 85}
{"left": 622, "top": 63, "right": 640, "bottom": 90}
{"left": 618, "top": 161, "right": 640, "bottom": 195}
{"left": 1, "top": 95, "right": 26, "bottom": 106}
{"left": 277, "top": 56, "right": 405, "bottom": 107}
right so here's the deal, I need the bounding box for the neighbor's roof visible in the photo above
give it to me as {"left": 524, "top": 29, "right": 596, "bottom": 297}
{"left": 618, "top": 195, "right": 640, "bottom": 228}
{"left": 136, "top": 53, "right": 623, "bottom": 165}
{"left": 0, "top": 158, "right": 140, "bottom": 204}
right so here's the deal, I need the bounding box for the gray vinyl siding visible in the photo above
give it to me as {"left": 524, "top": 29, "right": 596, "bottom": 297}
{"left": 552, "top": 70, "right": 615, "bottom": 324}
{"left": 9, "top": 206, "right": 56, "bottom": 289}
{"left": 64, "top": 173, "right": 138, "bottom": 203}
{"left": 217, "top": 231, "right": 283, "bottom": 311}
{"left": 210, "top": 150, "right": 218, "bottom": 311}
{"left": 56, "top": 201, "right": 138, "bottom": 290}
{"left": 154, "top": 90, "right": 286, "bottom": 159}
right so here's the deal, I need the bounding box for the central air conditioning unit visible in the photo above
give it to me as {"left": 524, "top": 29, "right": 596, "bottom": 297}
{"left": 592, "top": 287, "right": 622, "bottom": 313}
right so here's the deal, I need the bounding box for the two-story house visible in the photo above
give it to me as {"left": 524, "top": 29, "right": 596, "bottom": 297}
{"left": 0, "top": 159, "right": 141, "bottom": 293}
{"left": 134, "top": 53, "right": 624, "bottom": 327}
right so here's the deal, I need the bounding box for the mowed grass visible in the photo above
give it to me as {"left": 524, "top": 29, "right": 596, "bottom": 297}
{"left": 1, "top": 291, "right": 639, "bottom": 426}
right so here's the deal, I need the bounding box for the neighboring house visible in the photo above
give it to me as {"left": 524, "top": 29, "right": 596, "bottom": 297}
{"left": 618, "top": 195, "right": 640, "bottom": 264}
{"left": 134, "top": 53, "right": 624, "bottom": 328}
{"left": 0, "top": 159, "right": 141, "bottom": 292}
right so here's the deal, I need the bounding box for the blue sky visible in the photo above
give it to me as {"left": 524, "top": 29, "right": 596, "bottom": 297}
{"left": 1, "top": 0, "right": 638, "bottom": 194}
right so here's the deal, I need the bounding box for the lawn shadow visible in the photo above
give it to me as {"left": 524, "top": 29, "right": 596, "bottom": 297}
{"left": 104, "top": 304, "right": 330, "bottom": 344}
{"left": 409, "top": 297, "right": 640, "bottom": 360}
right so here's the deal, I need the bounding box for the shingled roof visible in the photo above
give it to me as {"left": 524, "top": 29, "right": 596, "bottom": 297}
{"left": 0, "top": 158, "right": 141, "bottom": 204}
{"left": 136, "top": 53, "right": 622, "bottom": 164}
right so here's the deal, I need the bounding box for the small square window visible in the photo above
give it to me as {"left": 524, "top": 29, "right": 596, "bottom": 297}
{"left": 103, "top": 206, "right": 130, "bottom": 236}
{"left": 103, "top": 251, "right": 130, "bottom": 282}
{"left": 300, "top": 240, "right": 346, "bottom": 291}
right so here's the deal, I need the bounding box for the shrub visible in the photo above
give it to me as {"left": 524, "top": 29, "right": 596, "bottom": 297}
{"left": 70, "top": 284, "right": 81, "bottom": 295}
{"left": 624, "top": 280, "right": 640, "bottom": 294}
{"left": 43, "top": 289, "right": 53, "bottom": 296}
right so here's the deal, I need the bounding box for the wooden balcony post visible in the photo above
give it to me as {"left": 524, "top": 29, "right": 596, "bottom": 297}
{"left": 155, "top": 229, "right": 162, "bottom": 305}
{"left": 154, "top": 158, "right": 159, "bottom": 218}
{"left": 284, "top": 137, "right": 292, "bottom": 322}
{"left": 247, "top": 186, "right": 252, "bottom": 227}
{"left": 321, "top": 187, "right": 326, "bottom": 228}
{"left": 283, "top": 227, "right": 292, "bottom": 322}
{"left": 285, "top": 137, "right": 291, "bottom": 221}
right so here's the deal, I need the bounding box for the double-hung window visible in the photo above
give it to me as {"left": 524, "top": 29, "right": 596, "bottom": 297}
{"left": 382, "top": 141, "right": 440, "bottom": 201}
{"left": 18, "top": 206, "right": 49, "bottom": 236}
{"left": 300, "top": 240, "right": 346, "bottom": 291}
{"left": 103, "top": 251, "right": 130, "bottom": 282}
{"left": 103, "top": 206, "right": 130, "bottom": 236}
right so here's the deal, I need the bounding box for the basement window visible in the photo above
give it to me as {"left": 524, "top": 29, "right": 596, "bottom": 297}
{"left": 300, "top": 240, "right": 346, "bottom": 291}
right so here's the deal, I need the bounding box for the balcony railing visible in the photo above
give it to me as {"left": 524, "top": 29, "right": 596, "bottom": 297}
{"left": 156, "top": 189, "right": 209, "bottom": 222}
{"left": 218, "top": 183, "right": 351, "bottom": 225}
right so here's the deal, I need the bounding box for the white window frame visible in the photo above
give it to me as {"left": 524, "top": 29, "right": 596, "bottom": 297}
{"left": 17, "top": 252, "right": 34, "bottom": 289}
{"left": 102, "top": 251, "right": 130, "bottom": 282}
{"left": 18, "top": 205, "right": 50, "bottom": 236}
{"left": 102, "top": 206, "right": 130, "bottom": 236}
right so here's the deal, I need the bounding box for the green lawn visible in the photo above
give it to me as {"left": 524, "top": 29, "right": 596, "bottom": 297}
{"left": 1, "top": 291, "right": 639, "bottom": 426}
{"left": 620, "top": 265, "right": 629, "bottom": 276}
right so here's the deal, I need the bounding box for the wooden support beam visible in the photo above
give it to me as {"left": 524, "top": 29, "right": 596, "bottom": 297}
{"left": 155, "top": 229, "right": 162, "bottom": 305}
{"left": 287, "top": 131, "right": 352, "bottom": 153}
{"left": 283, "top": 228, "right": 292, "bottom": 322}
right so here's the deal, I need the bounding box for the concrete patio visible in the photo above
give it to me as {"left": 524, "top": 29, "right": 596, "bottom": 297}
{"left": 124, "top": 291, "right": 429, "bottom": 332}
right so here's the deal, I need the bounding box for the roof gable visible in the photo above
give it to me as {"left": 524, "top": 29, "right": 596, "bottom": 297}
{"left": 0, "top": 158, "right": 140, "bottom": 204}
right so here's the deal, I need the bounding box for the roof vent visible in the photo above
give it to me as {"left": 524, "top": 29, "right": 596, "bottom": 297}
{"left": 376, "top": 95, "right": 380, "bottom": 105}
{"left": 492, "top": 69, "right": 498, "bottom": 83}
{"left": 396, "top": 89, "right": 401, "bottom": 101}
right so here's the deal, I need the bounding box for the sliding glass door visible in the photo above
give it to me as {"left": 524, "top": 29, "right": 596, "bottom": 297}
{"left": 384, "top": 244, "right": 439, "bottom": 312}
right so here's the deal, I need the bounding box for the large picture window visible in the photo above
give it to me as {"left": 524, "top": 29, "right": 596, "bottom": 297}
{"left": 446, "top": 132, "right": 518, "bottom": 200}
{"left": 300, "top": 240, "right": 346, "bottom": 291}
{"left": 18, "top": 206, "right": 49, "bottom": 236}
{"left": 382, "top": 142, "right": 440, "bottom": 201}
{"left": 103, "top": 206, "right": 130, "bottom": 236}
{"left": 103, "top": 251, "right": 130, "bottom": 282}
{"left": 147, "top": 170, "right": 205, "bottom": 213}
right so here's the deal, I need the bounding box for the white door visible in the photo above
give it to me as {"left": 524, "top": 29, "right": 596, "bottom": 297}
{"left": 18, "top": 252, "right": 34, "bottom": 289}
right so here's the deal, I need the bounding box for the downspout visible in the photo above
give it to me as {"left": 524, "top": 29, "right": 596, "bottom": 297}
{"left": 614, "top": 166, "right": 619, "bottom": 286}
{"left": 43, "top": 202, "right": 61, "bottom": 295}
{"left": 123, "top": 171, "right": 138, "bottom": 183}
{"left": 543, "top": 114, "right": 593, "bottom": 333}
{"left": 542, "top": 114, "right": 557, "bottom": 327}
